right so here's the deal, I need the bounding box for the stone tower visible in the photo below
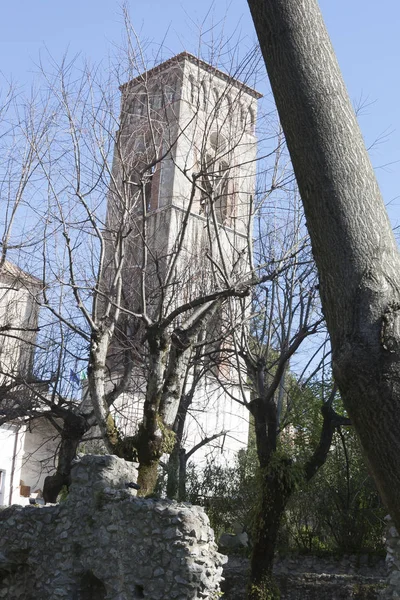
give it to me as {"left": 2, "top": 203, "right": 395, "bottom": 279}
{"left": 106, "top": 52, "right": 261, "bottom": 462}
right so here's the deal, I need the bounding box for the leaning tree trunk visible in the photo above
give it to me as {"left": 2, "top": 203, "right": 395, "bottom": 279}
{"left": 247, "top": 0, "right": 400, "bottom": 530}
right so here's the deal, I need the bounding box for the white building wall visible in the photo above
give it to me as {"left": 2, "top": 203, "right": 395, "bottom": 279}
{"left": 20, "top": 418, "right": 59, "bottom": 493}
{"left": 182, "top": 377, "right": 250, "bottom": 466}
{"left": 0, "top": 424, "right": 25, "bottom": 505}
{"left": 0, "top": 263, "right": 40, "bottom": 381}
{"left": 0, "top": 419, "right": 59, "bottom": 506}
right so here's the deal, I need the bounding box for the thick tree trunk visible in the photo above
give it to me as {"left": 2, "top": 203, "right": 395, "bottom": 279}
{"left": 178, "top": 448, "right": 187, "bottom": 501}
{"left": 134, "top": 330, "right": 167, "bottom": 495}
{"left": 166, "top": 445, "right": 188, "bottom": 500}
{"left": 167, "top": 391, "right": 191, "bottom": 499}
{"left": 43, "top": 411, "right": 88, "bottom": 503}
{"left": 247, "top": 0, "right": 400, "bottom": 529}
{"left": 135, "top": 418, "right": 164, "bottom": 496}
{"left": 137, "top": 304, "right": 221, "bottom": 496}
{"left": 247, "top": 383, "right": 347, "bottom": 598}
{"left": 166, "top": 445, "right": 180, "bottom": 500}
{"left": 136, "top": 459, "right": 159, "bottom": 496}
{"left": 249, "top": 463, "right": 293, "bottom": 600}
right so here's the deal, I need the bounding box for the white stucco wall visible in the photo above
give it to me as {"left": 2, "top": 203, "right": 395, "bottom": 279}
{"left": 0, "top": 419, "right": 58, "bottom": 506}
{"left": 0, "top": 263, "right": 40, "bottom": 381}
{"left": 20, "top": 418, "right": 59, "bottom": 493}
{"left": 0, "top": 424, "right": 25, "bottom": 505}
{"left": 183, "top": 377, "right": 250, "bottom": 466}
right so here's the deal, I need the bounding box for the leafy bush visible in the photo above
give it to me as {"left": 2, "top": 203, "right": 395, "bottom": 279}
{"left": 281, "top": 427, "right": 385, "bottom": 554}
{"left": 185, "top": 445, "right": 260, "bottom": 540}
{"left": 184, "top": 380, "right": 385, "bottom": 556}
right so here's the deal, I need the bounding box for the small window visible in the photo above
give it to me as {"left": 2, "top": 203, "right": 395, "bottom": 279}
{"left": 248, "top": 106, "right": 255, "bottom": 132}
{"left": 189, "top": 75, "right": 196, "bottom": 104}
{"left": 152, "top": 87, "right": 162, "bottom": 110}
{"left": 134, "top": 585, "right": 145, "bottom": 598}
{"left": 240, "top": 104, "right": 246, "bottom": 128}
{"left": 137, "top": 95, "right": 146, "bottom": 116}
{"left": 144, "top": 164, "right": 157, "bottom": 212}
{"left": 201, "top": 82, "right": 207, "bottom": 111}
{"left": 213, "top": 88, "right": 220, "bottom": 117}
{"left": 78, "top": 571, "right": 106, "bottom": 600}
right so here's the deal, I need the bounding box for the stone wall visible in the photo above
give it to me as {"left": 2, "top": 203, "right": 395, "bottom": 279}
{"left": 382, "top": 516, "right": 400, "bottom": 600}
{"left": 273, "top": 553, "right": 386, "bottom": 579}
{"left": 0, "top": 455, "right": 226, "bottom": 600}
{"left": 222, "top": 556, "right": 386, "bottom": 600}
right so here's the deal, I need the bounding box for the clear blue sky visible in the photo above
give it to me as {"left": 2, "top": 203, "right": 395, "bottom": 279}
{"left": 1, "top": 0, "right": 400, "bottom": 227}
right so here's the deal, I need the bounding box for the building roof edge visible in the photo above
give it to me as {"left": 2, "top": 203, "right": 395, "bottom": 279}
{"left": 120, "top": 51, "right": 262, "bottom": 100}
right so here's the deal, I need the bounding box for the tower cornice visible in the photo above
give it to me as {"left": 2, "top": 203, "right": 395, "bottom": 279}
{"left": 120, "top": 51, "right": 262, "bottom": 100}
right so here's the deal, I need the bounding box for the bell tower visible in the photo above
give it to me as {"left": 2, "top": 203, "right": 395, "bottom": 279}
{"left": 105, "top": 52, "right": 261, "bottom": 461}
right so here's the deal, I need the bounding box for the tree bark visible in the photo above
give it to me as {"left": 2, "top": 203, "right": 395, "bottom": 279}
{"left": 137, "top": 302, "right": 222, "bottom": 496}
{"left": 43, "top": 411, "right": 89, "bottom": 503}
{"left": 247, "top": 0, "right": 400, "bottom": 530}
{"left": 167, "top": 391, "right": 191, "bottom": 499}
{"left": 248, "top": 461, "right": 293, "bottom": 600}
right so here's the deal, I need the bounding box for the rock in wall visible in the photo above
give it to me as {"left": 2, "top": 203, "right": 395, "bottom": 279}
{"left": 382, "top": 515, "right": 400, "bottom": 600}
{"left": 0, "top": 454, "right": 226, "bottom": 600}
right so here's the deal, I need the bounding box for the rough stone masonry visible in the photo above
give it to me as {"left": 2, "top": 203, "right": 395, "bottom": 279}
{"left": 0, "top": 454, "right": 226, "bottom": 599}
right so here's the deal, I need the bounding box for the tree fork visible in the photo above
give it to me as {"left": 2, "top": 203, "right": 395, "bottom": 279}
{"left": 247, "top": 0, "right": 400, "bottom": 529}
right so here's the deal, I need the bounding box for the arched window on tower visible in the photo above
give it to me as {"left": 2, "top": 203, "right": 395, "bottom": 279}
{"left": 201, "top": 82, "right": 207, "bottom": 111}
{"left": 214, "top": 160, "right": 230, "bottom": 225}
{"left": 143, "top": 163, "right": 160, "bottom": 213}
{"left": 152, "top": 86, "right": 162, "bottom": 110}
{"left": 226, "top": 95, "right": 232, "bottom": 122}
{"left": 128, "top": 96, "right": 137, "bottom": 125}
{"left": 200, "top": 141, "right": 231, "bottom": 226}
{"left": 240, "top": 104, "right": 247, "bottom": 130}
{"left": 189, "top": 75, "right": 196, "bottom": 104}
{"left": 248, "top": 106, "right": 255, "bottom": 133}
{"left": 213, "top": 88, "right": 220, "bottom": 118}
{"left": 164, "top": 83, "right": 175, "bottom": 105}
{"left": 137, "top": 94, "right": 147, "bottom": 116}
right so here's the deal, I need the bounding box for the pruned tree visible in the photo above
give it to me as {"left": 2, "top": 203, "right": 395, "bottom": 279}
{"left": 246, "top": 0, "right": 400, "bottom": 542}
{"left": 0, "top": 19, "right": 267, "bottom": 500}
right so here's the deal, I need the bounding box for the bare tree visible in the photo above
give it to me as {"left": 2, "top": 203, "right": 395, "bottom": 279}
{"left": 210, "top": 183, "right": 351, "bottom": 598}
{"left": 0, "top": 24, "right": 266, "bottom": 499}
{"left": 246, "top": 0, "right": 400, "bottom": 543}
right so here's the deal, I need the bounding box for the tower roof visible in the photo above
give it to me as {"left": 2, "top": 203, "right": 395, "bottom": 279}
{"left": 120, "top": 51, "right": 262, "bottom": 100}
{"left": 0, "top": 260, "right": 42, "bottom": 288}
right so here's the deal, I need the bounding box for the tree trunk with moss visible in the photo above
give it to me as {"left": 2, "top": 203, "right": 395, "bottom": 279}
{"left": 134, "top": 302, "right": 222, "bottom": 495}
{"left": 167, "top": 390, "right": 192, "bottom": 500}
{"left": 247, "top": 384, "right": 346, "bottom": 599}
